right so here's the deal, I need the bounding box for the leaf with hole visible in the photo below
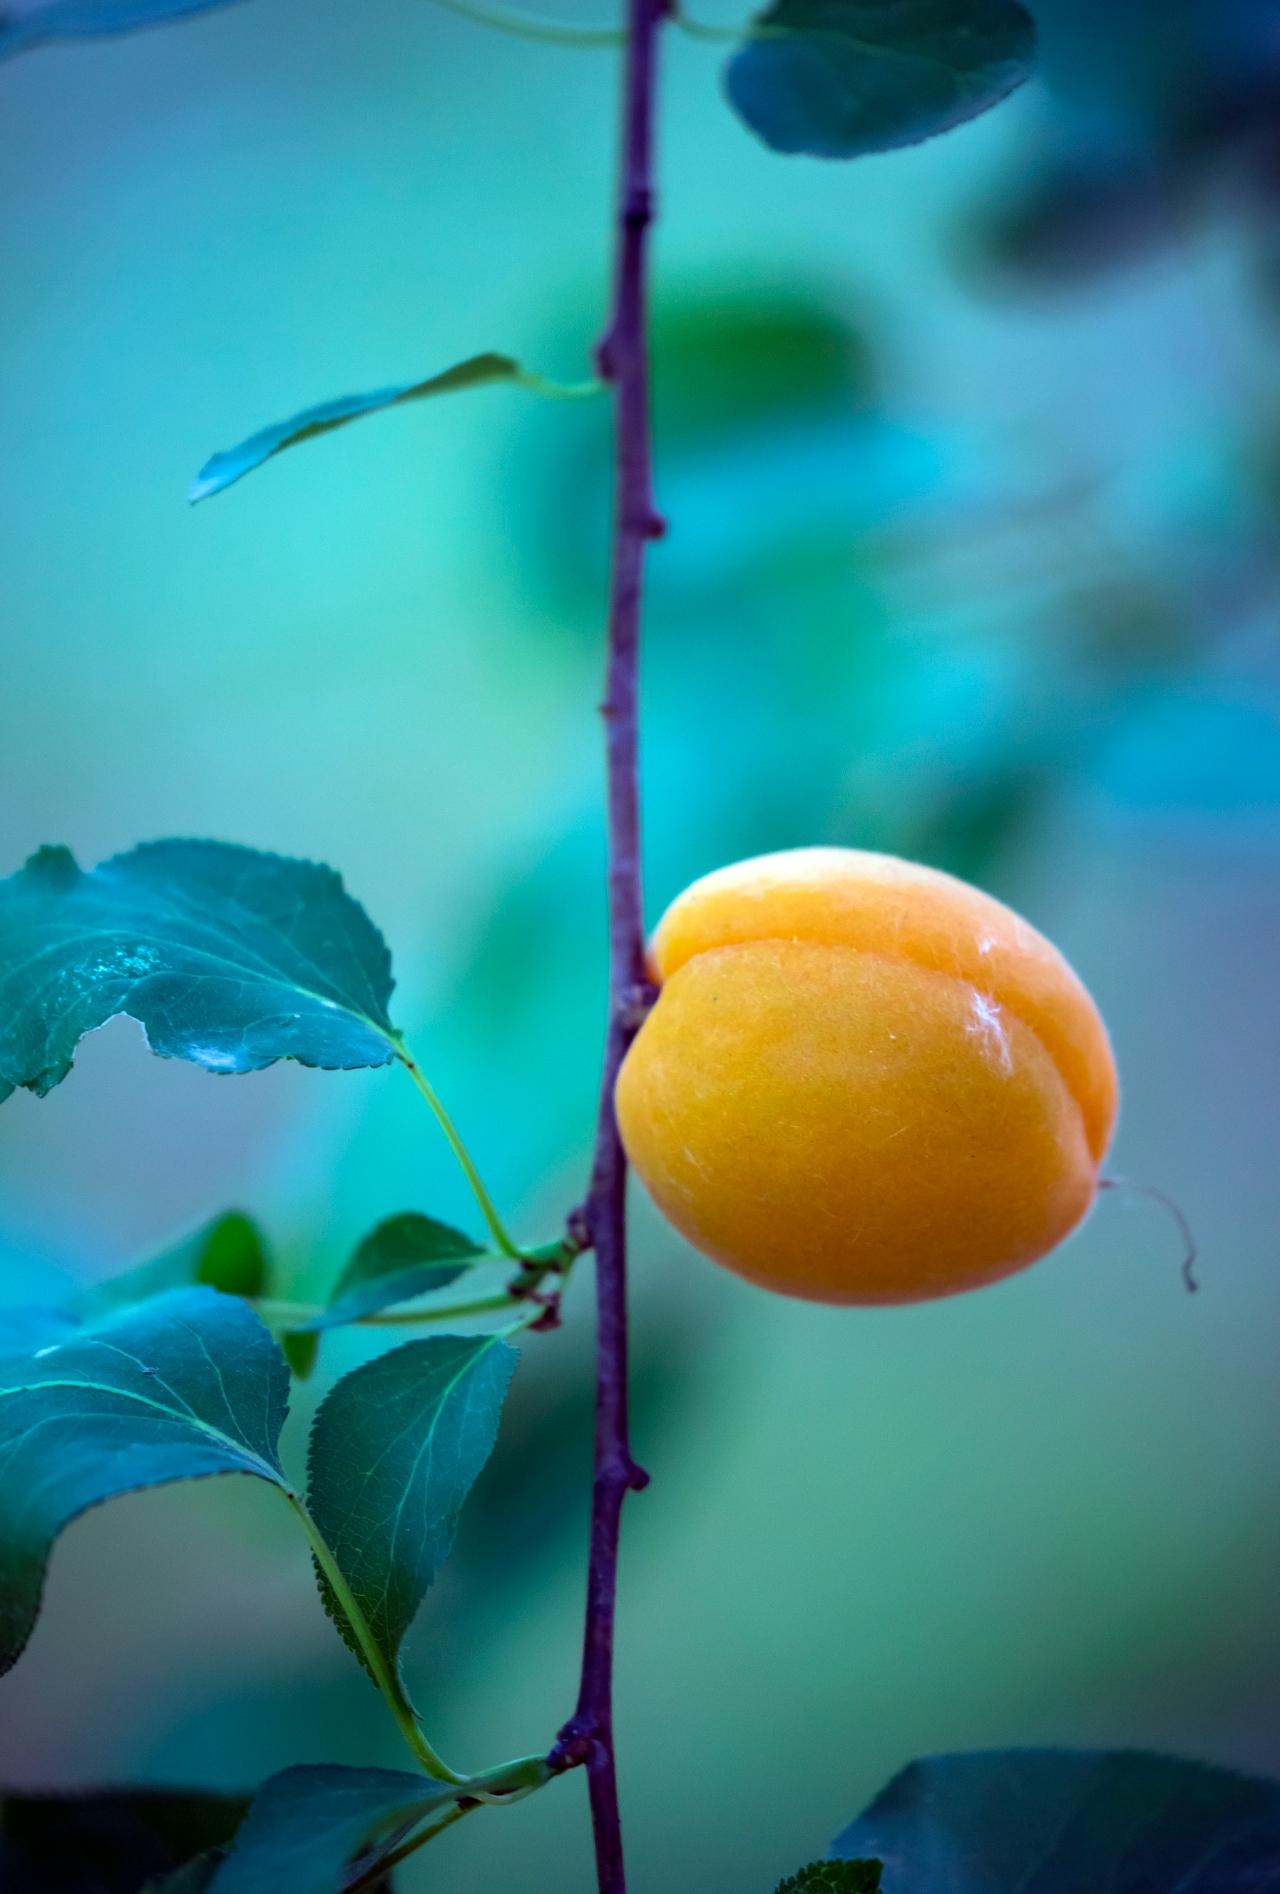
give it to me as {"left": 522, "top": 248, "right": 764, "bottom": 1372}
{"left": 190, "top": 355, "right": 601, "bottom": 502}
{"left": 833, "top": 1748, "right": 1280, "bottom": 1891}
{"left": 0, "top": 1286, "right": 289, "bottom": 1673}
{"left": 0, "top": 840, "right": 400, "bottom": 1103}
{"left": 306, "top": 1332, "right": 516, "bottom": 1684}
{"left": 723, "top": 0, "right": 1036, "bottom": 159}
{"left": 0, "top": 0, "right": 243, "bottom": 60}
{"left": 210, "top": 1765, "right": 457, "bottom": 1894}
{"left": 299, "top": 1213, "right": 483, "bottom": 1333}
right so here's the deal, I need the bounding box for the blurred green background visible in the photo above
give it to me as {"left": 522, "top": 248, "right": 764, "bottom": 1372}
{"left": 2, "top": 0, "right": 1279, "bottom": 1887}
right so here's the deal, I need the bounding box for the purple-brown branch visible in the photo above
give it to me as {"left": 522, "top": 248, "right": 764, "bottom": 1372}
{"left": 550, "top": 1, "right": 666, "bottom": 1889}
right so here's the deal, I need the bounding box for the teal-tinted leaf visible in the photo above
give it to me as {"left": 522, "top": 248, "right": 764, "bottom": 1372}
{"left": 190, "top": 354, "right": 600, "bottom": 503}
{"left": 0, "top": 1303, "right": 80, "bottom": 1361}
{"left": 307, "top": 1333, "right": 516, "bottom": 1682}
{"left": 0, "top": 840, "right": 399, "bottom": 1103}
{"left": 80, "top": 1211, "right": 269, "bottom": 1318}
{"left": 0, "top": 1785, "right": 249, "bottom": 1894}
{"left": 303, "top": 1213, "right": 482, "bottom": 1333}
{"left": 147, "top": 1858, "right": 225, "bottom": 1894}
{"left": 833, "top": 1748, "right": 1280, "bottom": 1891}
{"left": 211, "top": 1765, "right": 455, "bottom": 1894}
{"left": 0, "top": 1286, "right": 289, "bottom": 1673}
{"left": 777, "top": 1865, "right": 882, "bottom": 1893}
{"left": 0, "top": 0, "right": 241, "bottom": 61}
{"left": 724, "top": 0, "right": 1036, "bottom": 159}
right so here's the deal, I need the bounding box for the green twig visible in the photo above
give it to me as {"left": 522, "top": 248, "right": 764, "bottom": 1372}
{"left": 257, "top": 1237, "right": 577, "bottom": 1335}
{"left": 257, "top": 1288, "right": 526, "bottom": 1329}
{"left": 424, "top": 0, "right": 624, "bottom": 45}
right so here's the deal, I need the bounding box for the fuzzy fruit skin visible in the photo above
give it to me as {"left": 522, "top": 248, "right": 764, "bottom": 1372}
{"left": 615, "top": 848, "right": 1118, "bottom": 1305}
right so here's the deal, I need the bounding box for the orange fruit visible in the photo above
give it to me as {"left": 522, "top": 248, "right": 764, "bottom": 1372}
{"left": 615, "top": 848, "right": 1117, "bottom": 1305}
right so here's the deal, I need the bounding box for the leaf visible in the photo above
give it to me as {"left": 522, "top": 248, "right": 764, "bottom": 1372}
{"left": 723, "top": 0, "right": 1036, "bottom": 159}
{"left": 0, "top": 840, "right": 399, "bottom": 1103}
{"left": 209, "top": 1764, "right": 455, "bottom": 1894}
{"left": 302, "top": 1213, "right": 483, "bottom": 1333}
{"left": 0, "top": 1213, "right": 269, "bottom": 1373}
{"left": 0, "top": 1785, "right": 248, "bottom": 1893}
{"left": 307, "top": 1333, "right": 516, "bottom": 1683}
{"left": 776, "top": 1865, "right": 882, "bottom": 1892}
{"left": 80, "top": 1211, "right": 270, "bottom": 1318}
{"left": 281, "top": 1329, "right": 321, "bottom": 1380}
{"left": 0, "top": 0, "right": 243, "bottom": 61}
{"left": 0, "top": 1286, "right": 289, "bottom": 1673}
{"left": 190, "top": 354, "right": 600, "bottom": 503}
{"left": 147, "top": 1857, "right": 226, "bottom": 1894}
{"left": 0, "top": 1303, "right": 80, "bottom": 1361}
{"left": 833, "top": 1748, "right": 1280, "bottom": 1891}
{"left": 776, "top": 1866, "right": 881, "bottom": 1893}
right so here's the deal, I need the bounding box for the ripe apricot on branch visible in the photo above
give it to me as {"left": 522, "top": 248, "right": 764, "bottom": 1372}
{"left": 615, "top": 848, "right": 1118, "bottom": 1306}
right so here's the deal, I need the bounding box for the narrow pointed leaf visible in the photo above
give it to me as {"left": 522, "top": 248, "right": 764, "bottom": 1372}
{"left": 0, "top": 1286, "right": 289, "bottom": 1673}
{"left": 281, "top": 1330, "right": 320, "bottom": 1380}
{"left": 833, "top": 1748, "right": 1280, "bottom": 1891}
{"left": 211, "top": 1765, "right": 456, "bottom": 1894}
{"left": 190, "top": 354, "right": 600, "bottom": 503}
{"left": 307, "top": 1333, "right": 516, "bottom": 1681}
{"left": 0, "top": 0, "right": 243, "bottom": 61}
{"left": 302, "top": 1213, "right": 482, "bottom": 1333}
{"left": 0, "top": 840, "right": 399, "bottom": 1103}
{"left": 80, "top": 1211, "right": 269, "bottom": 1318}
{"left": 0, "top": 1786, "right": 249, "bottom": 1894}
{"left": 724, "top": 0, "right": 1036, "bottom": 159}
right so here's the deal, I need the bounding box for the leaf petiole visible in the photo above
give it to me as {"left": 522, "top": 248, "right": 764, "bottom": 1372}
{"left": 396, "top": 1047, "right": 526, "bottom": 1260}
{"left": 283, "top": 1493, "right": 466, "bottom": 1785}
{"left": 422, "top": 0, "right": 624, "bottom": 46}
{"left": 256, "top": 1286, "right": 526, "bottom": 1329}
{"left": 343, "top": 1754, "right": 553, "bottom": 1892}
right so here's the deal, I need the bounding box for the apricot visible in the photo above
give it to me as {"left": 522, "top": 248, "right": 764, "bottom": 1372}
{"left": 615, "top": 848, "right": 1117, "bottom": 1305}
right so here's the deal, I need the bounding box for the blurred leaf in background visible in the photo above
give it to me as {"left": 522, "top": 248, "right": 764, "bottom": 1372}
{"left": 965, "top": 0, "right": 1280, "bottom": 292}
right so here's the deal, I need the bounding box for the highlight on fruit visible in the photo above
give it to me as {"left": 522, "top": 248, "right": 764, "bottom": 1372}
{"left": 616, "top": 847, "right": 1118, "bottom": 1306}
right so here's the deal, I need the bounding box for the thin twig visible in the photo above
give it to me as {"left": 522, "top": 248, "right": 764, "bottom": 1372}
{"left": 549, "top": 0, "right": 666, "bottom": 1887}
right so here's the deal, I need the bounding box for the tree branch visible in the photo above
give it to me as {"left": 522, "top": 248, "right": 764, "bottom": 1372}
{"left": 551, "top": 1, "right": 666, "bottom": 1887}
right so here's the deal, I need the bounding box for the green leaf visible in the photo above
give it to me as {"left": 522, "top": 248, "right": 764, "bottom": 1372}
{"left": 833, "top": 1748, "right": 1280, "bottom": 1890}
{"left": 0, "top": 0, "right": 243, "bottom": 62}
{"left": 281, "top": 1330, "right": 321, "bottom": 1381}
{"left": 303, "top": 1213, "right": 483, "bottom": 1333}
{"left": 80, "top": 1212, "right": 269, "bottom": 1318}
{"left": 190, "top": 354, "right": 600, "bottom": 503}
{"left": 0, "top": 1213, "right": 269, "bottom": 1371}
{"left": 777, "top": 1866, "right": 882, "bottom": 1893}
{"left": 210, "top": 1765, "right": 455, "bottom": 1894}
{"left": 0, "top": 1785, "right": 249, "bottom": 1894}
{"left": 723, "top": 0, "right": 1036, "bottom": 159}
{"left": 307, "top": 1333, "right": 516, "bottom": 1683}
{"left": 0, "top": 1286, "right": 289, "bottom": 1673}
{"left": 0, "top": 840, "right": 399, "bottom": 1103}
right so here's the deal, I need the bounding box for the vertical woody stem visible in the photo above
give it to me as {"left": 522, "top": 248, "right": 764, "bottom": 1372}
{"left": 552, "top": 0, "right": 666, "bottom": 1887}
